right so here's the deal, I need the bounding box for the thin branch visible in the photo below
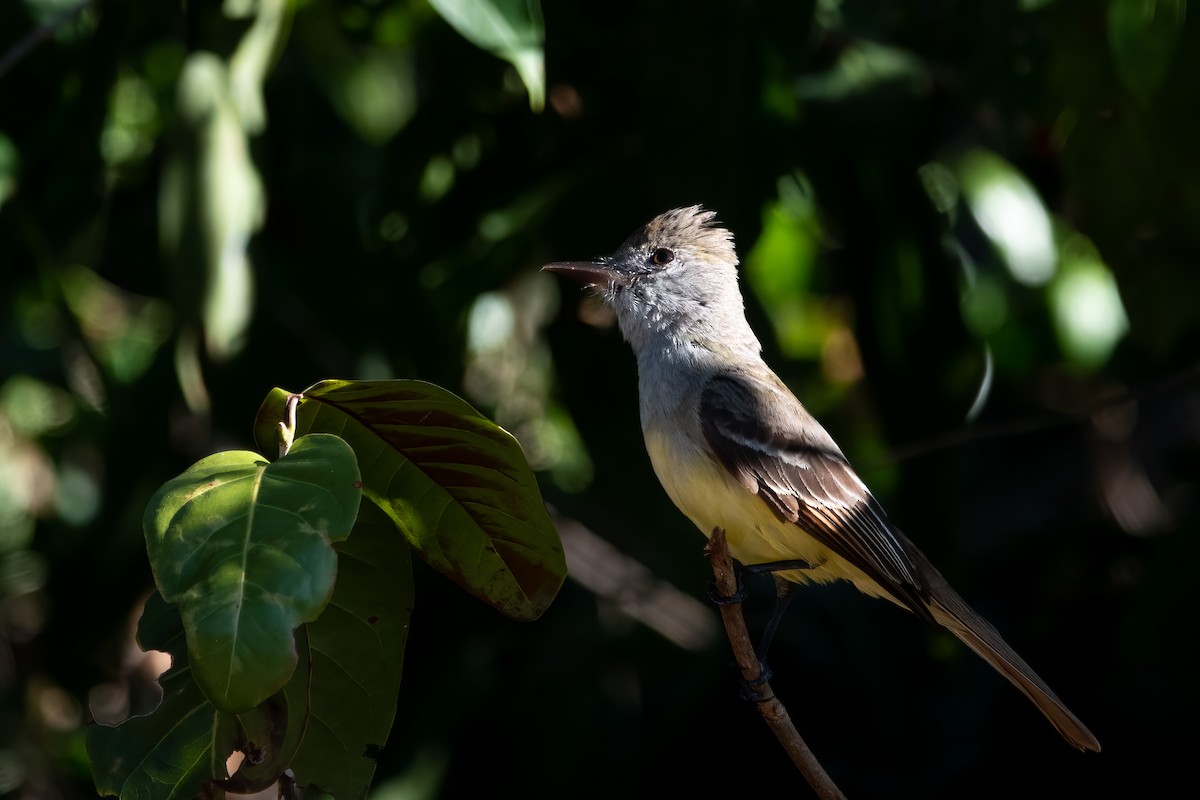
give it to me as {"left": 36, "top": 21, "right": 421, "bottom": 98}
{"left": 0, "top": 0, "right": 97, "bottom": 82}
{"left": 705, "top": 528, "right": 847, "bottom": 800}
{"left": 885, "top": 361, "right": 1200, "bottom": 466}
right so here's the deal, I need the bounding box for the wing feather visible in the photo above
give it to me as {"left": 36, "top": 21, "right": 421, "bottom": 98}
{"left": 699, "top": 372, "right": 931, "bottom": 618}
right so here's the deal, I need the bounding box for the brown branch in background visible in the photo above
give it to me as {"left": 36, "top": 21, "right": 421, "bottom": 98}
{"left": 705, "top": 528, "right": 847, "bottom": 800}
{"left": 884, "top": 361, "right": 1200, "bottom": 466}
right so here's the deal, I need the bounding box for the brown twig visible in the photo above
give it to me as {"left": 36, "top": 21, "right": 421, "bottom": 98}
{"left": 883, "top": 361, "right": 1200, "bottom": 466}
{"left": 705, "top": 528, "right": 847, "bottom": 800}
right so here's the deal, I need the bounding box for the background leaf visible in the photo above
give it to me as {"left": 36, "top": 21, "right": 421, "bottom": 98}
{"left": 143, "top": 435, "right": 362, "bottom": 711}
{"left": 159, "top": 52, "right": 261, "bottom": 368}
{"left": 1108, "top": 0, "right": 1187, "bottom": 100}
{"left": 254, "top": 381, "right": 565, "bottom": 621}
{"left": 429, "top": 0, "right": 545, "bottom": 110}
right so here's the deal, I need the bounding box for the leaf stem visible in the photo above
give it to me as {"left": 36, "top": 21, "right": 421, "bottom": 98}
{"left": 279, "top": 393, "right": 301, "bottom": 457}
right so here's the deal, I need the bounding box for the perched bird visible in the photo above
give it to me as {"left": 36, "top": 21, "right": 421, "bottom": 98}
{"left": 544, "top": 205, "right": 1100, "bottom": 752}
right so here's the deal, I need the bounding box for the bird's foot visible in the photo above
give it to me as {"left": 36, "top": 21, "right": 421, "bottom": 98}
{"left": 743, "top": 558, "right": 814, "bottom": 576}
{"left": 737, "top": 661, "right": 774, "bottom": 702}
{"left": 706, "top": 578, "right": 749, "bottom": 606}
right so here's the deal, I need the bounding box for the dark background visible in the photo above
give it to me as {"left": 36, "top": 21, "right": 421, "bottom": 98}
{"left": 1, "top": 0, "right": 1196, "bottom": 798}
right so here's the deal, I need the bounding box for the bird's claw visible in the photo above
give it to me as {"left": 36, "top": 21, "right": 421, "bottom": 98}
{"left": 737, "top": 661, "right": 774, "bottom": 702}
{"left": 707, "top": 578, "right": 750, "bottom": 606}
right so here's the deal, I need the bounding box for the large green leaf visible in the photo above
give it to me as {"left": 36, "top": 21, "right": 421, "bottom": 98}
{"left": 291, "top": 501, "right": 414, "bottom": 799}
{"left": 254, "top": 379, "right": 565, "bottom": 621}
{"left": 144, "top": 434, "right": 362, "bottom": 711}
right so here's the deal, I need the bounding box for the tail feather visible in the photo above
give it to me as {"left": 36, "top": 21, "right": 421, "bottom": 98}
{"left": 927, "top": 585, "right": 1101, "bottom": 752}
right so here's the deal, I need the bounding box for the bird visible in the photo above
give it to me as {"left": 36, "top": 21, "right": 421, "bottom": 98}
{"left": 543, "top": 204, "right": 1100, "bottom": 752}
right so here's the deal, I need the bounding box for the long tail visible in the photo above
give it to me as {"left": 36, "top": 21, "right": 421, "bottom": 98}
{"left": 925, "top": 577, "right": 1101, "bottom": 752}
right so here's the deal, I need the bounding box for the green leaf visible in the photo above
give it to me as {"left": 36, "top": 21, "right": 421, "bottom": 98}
{"left": 144, "top": 434, "right": 362, "bottom": 711}
{"left": 1108, "top": 0, "right": 1187, "bottom": 100}
{"left": 87, "top": 594, "right": 222, "bottom": 799}
{"left": 291, "top": 501, "right": 414, "bottom": 799}
{"left": 1047, "top": 236, "right": 1129, "bottom": 369}
{"left": 58, "top": 265, "right": 173, "bottom": 384}
{"left": 160, "top": 51, "right": 263, "bottom": 364}
{"left": 428, "top": 0, "right": 545, "bottom": 111}
{"left": 216, "top": 626, "right": 313, "bottom": 795}
{"left": 794, "top": 40, "right": 928, "bottom": 102}
{"left": 744, "top": 188, "right": 834, "bottom": 361}
{"left": 0, "top": 131, "right": 19, "bottom": 210}
{"left": 88, "top": 594, "right": 315, "bottom": 799}
{"left": 254, "top": 380, "right": 565, "bottom": 621}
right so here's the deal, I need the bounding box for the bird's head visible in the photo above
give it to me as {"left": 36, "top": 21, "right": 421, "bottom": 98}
{"left": 544, "top": 205, "right": 746, "bottom": 350}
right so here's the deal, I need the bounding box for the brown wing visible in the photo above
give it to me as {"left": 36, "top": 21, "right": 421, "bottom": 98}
{"left": 699, "top": 372, "right": 933, "bottom": 620}
{"left": 700, "top": 375, "right": 1100, "bottom": 750}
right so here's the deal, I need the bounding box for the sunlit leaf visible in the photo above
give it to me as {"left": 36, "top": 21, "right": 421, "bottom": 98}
{"left": 160, "top": 52, "right": 263, "bottom": 364}
{"left": 291, "top": 501, "right": 414, "bottom": 799}
{"left": 1108, "top": 0, "right": 1187, "bottom": 100}
{"left": 253, "top": 380, "right": 565, "bottom": 621}
{"left": 227, "top": 0, "right": 289, "bottom": 134}
{"left": 429, "top": 0, "right": 545, "bottom": 110}
{"left": 1049, "top": 237, "right": 1129, "bottom": 368}
{"left": 143, "top": 435, "right": 362, "bottom": 711}
{"left": 100, "top": 69, "right": 159, "bottom": 170}
{"left": 957, "top": 149, "right": 1056, "bottom": 286}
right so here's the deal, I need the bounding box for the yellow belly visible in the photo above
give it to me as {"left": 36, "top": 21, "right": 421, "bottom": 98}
{"left": 643, "top": 427, "right": 893, "bottom": 601}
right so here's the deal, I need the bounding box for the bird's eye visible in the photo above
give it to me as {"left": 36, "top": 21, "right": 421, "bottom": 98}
{"left": 651, "top": 247, "right": 675, "bottom": 266}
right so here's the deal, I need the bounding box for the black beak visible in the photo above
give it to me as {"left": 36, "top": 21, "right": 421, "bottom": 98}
{"left": 542, "top": 260, "right": 625, "bottom": 288}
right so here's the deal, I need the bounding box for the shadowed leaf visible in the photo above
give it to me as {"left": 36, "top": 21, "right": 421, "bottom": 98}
{"left": 88, "top": 594, "right": 315, "bottom": 799}
{"left": 1108, "top": 0, "right": 1187, "bottom": 100}
{"left": 87, "top": 594, "right": 220, "bottom": 799}
{"left": 291, "top": 501, "right": 414, "bottom": 798}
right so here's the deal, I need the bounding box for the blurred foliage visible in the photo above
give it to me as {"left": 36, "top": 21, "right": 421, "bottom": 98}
{"left": 0, "top": 0, "right": 1197, "bottom": 798}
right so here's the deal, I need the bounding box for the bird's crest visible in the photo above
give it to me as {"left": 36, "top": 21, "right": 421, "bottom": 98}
{"left": 622, "top": 205, "right": 738, "bottom": 267}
